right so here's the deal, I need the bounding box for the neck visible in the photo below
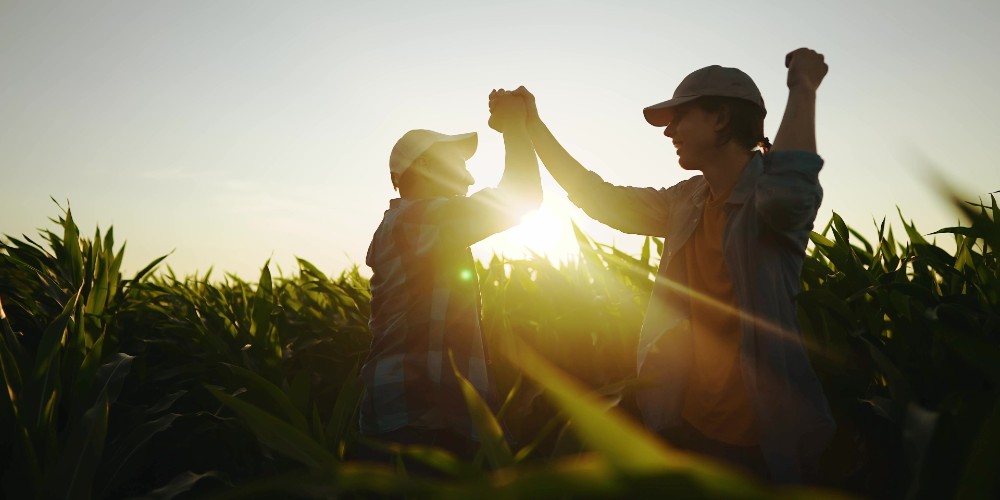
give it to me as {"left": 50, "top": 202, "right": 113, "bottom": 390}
{"left": 700, "top": 146, "right": 754, "bottom": 200}
{"left": 401, "top": 184, "right": 457, "bottom": 200}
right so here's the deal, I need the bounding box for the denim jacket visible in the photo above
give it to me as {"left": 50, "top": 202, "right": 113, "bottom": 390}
{"left": 565, "top": 151, "right": 835, "bottom": 482}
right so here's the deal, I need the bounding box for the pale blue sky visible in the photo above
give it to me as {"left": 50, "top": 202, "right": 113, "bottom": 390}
{"left": 2, "top": 0, "right": 998, "bottom": 278}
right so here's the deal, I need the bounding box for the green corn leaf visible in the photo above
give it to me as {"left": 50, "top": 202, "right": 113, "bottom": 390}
{"left": 138, "top": 470, "right": 227, "bottom": 500}
{"left": 85, "top": 250, "right": 110, "bottom": 318}
{"left": 69, "top": 333, "right": 106, "bottom": 417}
{"left": 209, "top": 386, "right": 337, "bottom": 470}
{"left": 809, "top": 231, "right": 836, "bottom": 249}
{"left": 218, "top": 363, "right": 310, "bottom": 433}
{"left": 89, "top": 352, "right": 134, "bottom": 407}
{"left": 197, "top": 467, "right": 417, "bottom": 500}
{"left": 955, "top": 398, "right": 1000, "bottom": 500}
{"left": 62, "top": 208, "right": 85, "bottom": 288}
{"left": 512, "top": 413, "right": 569, "bottom": 463}
{"left": 505, "top": 337, "right": 756, "bottom": 496}
{"left": 495, "top": 373, "right": 522, "bottom": 422}
{"left": 108, "top": 244, "right": 125, "bottom": 298}
{"left": 33, "top": 287, "right": 80, "bottom": 379}
{"left": 859, "top": 336, "right": 913, "bottom": 421}
{"left": 652, "top": 236, "right": 665, "bottom": 259}
{"left": 897, "top": 206, "right": 931, "bottom": 246}
{"left": 831, "top": 212, "right": 850, "bottom": 245}
{"left": 251, "top": 263, "right": 274, "bottom": 339}
{"left": 296, "top": 257, "right": 330, "bottom": 282}
{"left": 289, "top": 369, "right": 311, "bottom": 417}
{"left": 937, "top": 330, "right": 1000, "bottom": 386}
{"left": 45, "top": 394, "right": 109, "bottom": 500}
{"left": 449, "top": 351, "right": 513, "bottom": 469}
{"left": 310, "top": 404, "right": 326, "bottom": 448}
{"left": 129, "top": 254, "right": 169, "bottom": 283}
{"left": 98, "top": 413, "right": 181, "bottom": 498}
{"left": 324, "top": 370, "right": 364, "bottom": 460}
{"left": 1, "top": 308, "right": 28, "bottom": 392}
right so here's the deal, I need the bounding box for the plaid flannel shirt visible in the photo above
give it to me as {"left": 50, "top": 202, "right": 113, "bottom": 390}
{"left": 362, "top": 188, "right": 519, "bottom": 439}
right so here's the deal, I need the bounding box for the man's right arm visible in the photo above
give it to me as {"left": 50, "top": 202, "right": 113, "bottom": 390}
{"left": 518, "top": 87, "right": 672, "bottom": 237}
{"left": 492, "top": 89, "right": 543, "bottom": 215}
{"left": 428, "top": 91, "right": 542, "bottom": 250}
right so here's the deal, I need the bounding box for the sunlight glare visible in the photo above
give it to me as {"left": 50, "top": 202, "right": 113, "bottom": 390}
{"left": 475, "top": 198, "right": 581, "bottom": 264}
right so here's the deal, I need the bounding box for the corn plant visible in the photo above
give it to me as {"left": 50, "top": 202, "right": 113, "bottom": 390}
{"left": 0, "top": 207, "right": 152, "bottom": 499}
{"left": 1, "top": 191, "right": 998, "bottom": 499}
{"left": 798, "top": 194, "right": 999, "bottom": 498}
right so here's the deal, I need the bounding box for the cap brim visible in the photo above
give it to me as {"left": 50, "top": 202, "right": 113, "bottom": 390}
{"left": 426, "top": 131, "right": 478, "bottom": 160}
{"left": 448, "top": 132, "right": 478, "bottom": 160}
{"left": 642, "top": 95, "right": 700, "bottom": 126}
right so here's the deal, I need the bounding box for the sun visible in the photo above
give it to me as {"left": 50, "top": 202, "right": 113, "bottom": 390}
{"left": 474, "top": 197, "right": 581, "bottom": 264}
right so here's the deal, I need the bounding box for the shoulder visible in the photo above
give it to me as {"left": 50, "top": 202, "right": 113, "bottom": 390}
{"left": 762, "top": 151, "right": 824, "bottom": 177}
{"left": 671, "top": 175, "right": 707, "bottom": 190}
{"left": 392, "top": 196, "right": 455, "bottom": 224}
{"left": 665, "top": 175, "right": 708, "bottom": 202}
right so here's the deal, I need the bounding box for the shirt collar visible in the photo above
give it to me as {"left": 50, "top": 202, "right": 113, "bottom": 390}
{"left": 727, "top": 152, "right": 764, "bottom": 205}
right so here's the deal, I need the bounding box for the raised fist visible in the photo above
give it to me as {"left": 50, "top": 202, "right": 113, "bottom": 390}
{"left": 785, "top": 48, "right": 828, "bottom": 91}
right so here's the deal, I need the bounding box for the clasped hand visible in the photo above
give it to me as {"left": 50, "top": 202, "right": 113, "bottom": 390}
{"left": 488, "top": 87, "right": 528, "bottom": 133}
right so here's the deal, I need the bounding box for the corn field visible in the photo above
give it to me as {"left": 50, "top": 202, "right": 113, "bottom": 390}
{"left": 1, "top": 192, "right": 997, "bottom": 499}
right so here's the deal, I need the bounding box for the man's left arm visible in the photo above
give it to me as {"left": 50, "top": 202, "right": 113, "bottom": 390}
{"left": 758, "top": 48, "right": 828, "bottom": 231}
{"left": 771, "top": 47, "right": 827, "bottom": 153}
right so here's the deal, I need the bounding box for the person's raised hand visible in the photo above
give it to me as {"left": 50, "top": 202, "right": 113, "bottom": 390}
{"left": 488, "top": 88, "right": 527, "bottom": 133}
{"left": 784, "top": 48, "right": 828, "bottom": 92}
{"left": 511, "top": 86, "right": 539, "bottom": 123}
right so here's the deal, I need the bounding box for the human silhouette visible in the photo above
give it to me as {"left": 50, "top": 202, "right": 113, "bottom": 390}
{"left": 358, "top": 89, "right": 540, "bottom": 466}
{"left": 510, "top": 48, "right": 835, "bottom": 482}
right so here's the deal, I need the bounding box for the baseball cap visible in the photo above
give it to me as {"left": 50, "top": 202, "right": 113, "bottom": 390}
{"left": 643, "top": 65, "right": 766, "bottom": 126}
{"left": 389, "top": 129, "right": 478, "bottom": 177}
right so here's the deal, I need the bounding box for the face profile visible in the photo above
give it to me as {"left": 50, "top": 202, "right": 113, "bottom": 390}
{"left": 416, "top": 143, "right": 476, "bottom": 197}
{"left": 662, "top": 104, "right": 720, "bottom": 171}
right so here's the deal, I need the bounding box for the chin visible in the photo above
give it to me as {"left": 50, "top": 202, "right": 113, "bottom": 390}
{"left": 676, "top": 158, "right": 698, "bottom": 171}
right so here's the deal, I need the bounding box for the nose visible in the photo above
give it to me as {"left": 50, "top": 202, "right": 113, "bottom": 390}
{"left": 464, "top": 169, "right": 475, "bottom": 186}
{"left": 663, "top": 123, "right": 675, "bottom": 138}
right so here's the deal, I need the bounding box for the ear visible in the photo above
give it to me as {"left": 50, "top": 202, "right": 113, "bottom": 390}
{"left": 713, "top": 104, "right": 731, "bottom": 132}
{"left": 410, "top": 157, "right": 435, "bottom": 187}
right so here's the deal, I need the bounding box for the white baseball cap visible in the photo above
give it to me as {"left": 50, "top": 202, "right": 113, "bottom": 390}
{"left": 389, "top": 129, "right": 478, "bottom": 177}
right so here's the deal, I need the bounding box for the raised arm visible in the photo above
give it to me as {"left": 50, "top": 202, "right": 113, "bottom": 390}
{"left": 512, "top": 88, "right": 594, "bottom": 195}
{"left": 513, "top": 86, "right": 673, "bottom": 236}
{"left": 489, "top": 88, "right": 542, "bottom": 212}
{"left": 770, "top": 48, "right": 828, "bottom": 153}
{"left": 756, "top": 48, "right": 828, "bottom": 232}
{"left": 415, "top": 90, "right": 541, "bottom": 250}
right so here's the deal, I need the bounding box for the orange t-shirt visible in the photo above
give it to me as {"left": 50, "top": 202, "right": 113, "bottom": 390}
{"left": 679, "top": 190, "right": 758, "bottom": 446}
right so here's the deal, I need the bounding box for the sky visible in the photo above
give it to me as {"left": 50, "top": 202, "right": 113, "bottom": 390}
{"left": 2, "top": 0, "right": 998, "bottom": 279}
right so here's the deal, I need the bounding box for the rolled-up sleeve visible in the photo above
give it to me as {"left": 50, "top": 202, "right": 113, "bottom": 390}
{"left": 565, "top": 169, "right": 673, "bottom": 237}
{"left": 755, "top": 151, "right": 824, "bottom": 232}
{"left": 393, "top": 190, "right": 524, "bottom": 254}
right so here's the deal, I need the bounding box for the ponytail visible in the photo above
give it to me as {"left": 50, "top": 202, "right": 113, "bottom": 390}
{"left": 757, "top": 136, "right": 772, "bottom": 155}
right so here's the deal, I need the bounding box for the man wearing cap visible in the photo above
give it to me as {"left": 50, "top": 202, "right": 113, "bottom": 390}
{"left": 510, "top": 48, "right": 835, "bottom": 482}
{"left": 359, "top": 89, "right": 540, "bottom": 465}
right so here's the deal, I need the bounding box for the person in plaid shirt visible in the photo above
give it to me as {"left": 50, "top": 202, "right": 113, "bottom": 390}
{"left": 358, "top": 89, "right": 540, "bottom": 464}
